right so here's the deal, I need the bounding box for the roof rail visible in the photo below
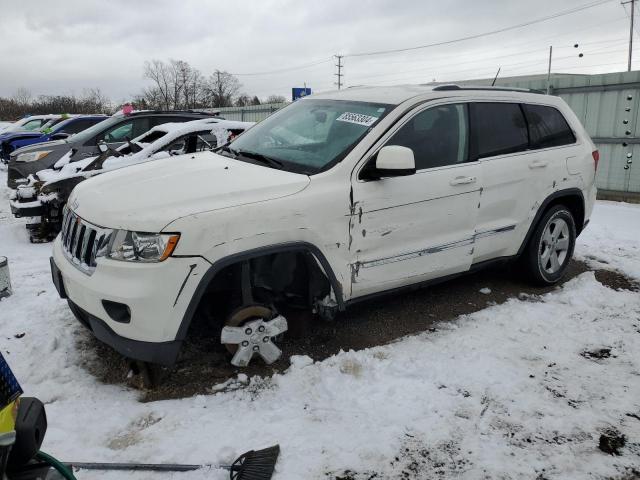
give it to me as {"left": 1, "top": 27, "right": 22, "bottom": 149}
{"left": 128, "top": 110, "right": 220, "bottom": 116}
{"left": 431, "top": 84, "right": 545, "bottom": 94}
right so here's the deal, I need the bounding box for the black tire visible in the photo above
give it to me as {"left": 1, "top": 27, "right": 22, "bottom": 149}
{"left": 523, "top": 205, "right": 576, "bottom": 286}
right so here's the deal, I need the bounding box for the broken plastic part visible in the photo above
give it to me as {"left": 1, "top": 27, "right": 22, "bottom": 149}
{"left": 220, "top": 315, "right": 288, "bottom": 367}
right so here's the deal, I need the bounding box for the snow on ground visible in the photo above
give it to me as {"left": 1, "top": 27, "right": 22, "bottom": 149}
{"left": 1, "top": 165, "right": 639, "bottom": 479}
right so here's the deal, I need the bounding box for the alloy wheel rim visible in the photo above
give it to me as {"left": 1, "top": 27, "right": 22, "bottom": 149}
{"left": 539, "top": 217, "right": 570, "bottom": 275}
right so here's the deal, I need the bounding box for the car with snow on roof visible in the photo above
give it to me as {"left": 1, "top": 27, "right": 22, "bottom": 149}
{"left": 6, "top": 110, "right": 219, "bottom": 188}
{"left": 10, "top": 118, "right": 253, "bottom": 242}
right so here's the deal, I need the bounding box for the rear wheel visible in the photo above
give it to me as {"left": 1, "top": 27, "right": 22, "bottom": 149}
{"left": 523, "top": 205, "right": 576, "bottom": 285}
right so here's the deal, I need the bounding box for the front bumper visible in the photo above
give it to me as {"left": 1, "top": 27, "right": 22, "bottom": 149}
{"left": 51, "top": 236, "right": 210, "bottom": 365}
{"left": 10, "top": 199, "right": 43, "bottom": 218}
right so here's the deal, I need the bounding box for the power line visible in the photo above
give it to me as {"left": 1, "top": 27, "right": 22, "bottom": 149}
{"left": 229, "top": 58, "right": 333, "bottom": 76}
{"left": 347, "top": 45, "right": 629, "bottom": 85}
{"left": 346, "top": 0, "right": 614, "bottom": 58}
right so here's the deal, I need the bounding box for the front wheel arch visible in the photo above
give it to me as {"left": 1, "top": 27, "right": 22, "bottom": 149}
{"left": 174, "top": 242, "right": 344, "bottom": 342}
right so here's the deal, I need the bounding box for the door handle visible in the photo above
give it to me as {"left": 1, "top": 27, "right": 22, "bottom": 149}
{"left": 529, "top": 160, "right": 548, "bottom": 169}
{"left": 450, "top": 176, "right": 477, "bottom": 186}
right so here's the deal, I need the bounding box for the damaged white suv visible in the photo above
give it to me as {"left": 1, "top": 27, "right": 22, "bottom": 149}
{"left": 50, "top": 85, "right": 598, "bottom": 368}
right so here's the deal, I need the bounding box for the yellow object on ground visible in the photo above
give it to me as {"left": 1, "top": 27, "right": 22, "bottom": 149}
{"left": 0, "top": 401, "right": 17, "bottom": 434}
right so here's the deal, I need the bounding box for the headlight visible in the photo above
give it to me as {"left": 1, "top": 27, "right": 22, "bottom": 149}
{"left": 15, "top": 150, "right": 52, "bottom": 163}
{"left": 105, "top": 230, "right": 180, "bottom": 263}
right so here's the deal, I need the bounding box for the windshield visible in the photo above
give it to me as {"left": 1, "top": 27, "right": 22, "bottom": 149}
{"left": 71, "top": 116, "right": 117, "bottom": 144}
{"left": 227, "top": 99, "right": 392, "bottom": 174}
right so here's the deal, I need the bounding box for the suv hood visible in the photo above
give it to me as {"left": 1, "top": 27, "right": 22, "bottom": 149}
{"left": 70, "top": 151, "right": 310, "bottom": 232}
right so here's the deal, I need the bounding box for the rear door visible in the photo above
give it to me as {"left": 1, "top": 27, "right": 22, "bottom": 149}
{"left": 471, "top": 102, "right": 533, "bottom": 263}
{"left": 350, "top": 101, "right": 482, "bottom": 297}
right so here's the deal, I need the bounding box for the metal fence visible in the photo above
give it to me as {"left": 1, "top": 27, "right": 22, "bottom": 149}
{"left": 216, "top": 103, "right": 287, "bottom": 122}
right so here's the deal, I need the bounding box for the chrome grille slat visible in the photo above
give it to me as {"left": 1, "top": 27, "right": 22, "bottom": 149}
{"left": 59, "top": 207, "right": 113, "bottom": 276}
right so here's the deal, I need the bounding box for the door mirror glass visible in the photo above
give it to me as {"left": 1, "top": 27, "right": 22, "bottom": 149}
{"left": 97, "top": 141, "right": 108, "bottom": 153}
{"left": 373, "top": 145, "right": 416, "bottom": 178}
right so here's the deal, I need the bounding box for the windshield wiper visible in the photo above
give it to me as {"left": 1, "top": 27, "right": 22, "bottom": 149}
{"left": 215, "top": 145, "right": 236, "bottom": 157}
{"left": 235, "top": 149, "right": 284, "bottom": 170}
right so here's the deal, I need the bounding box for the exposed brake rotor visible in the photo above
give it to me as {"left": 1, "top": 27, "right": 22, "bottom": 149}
{"left": 220, "top": 305, "right": 288, "bottom": 367}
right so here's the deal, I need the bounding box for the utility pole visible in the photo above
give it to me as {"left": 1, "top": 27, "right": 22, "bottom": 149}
{"left": 623, "top": 0, "right": 636, "bottom": 71}
{"left": 334, "top": 55, "right": 344, "bottom": 90}
{"left": 546, "top": 46, "right": 553, "bottom": 95}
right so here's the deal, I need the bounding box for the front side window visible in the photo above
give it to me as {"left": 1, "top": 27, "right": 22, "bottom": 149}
{"left": 386, "top": 104, "right": 468, "bottom": 170}
{"left": 470, "top": 102, "right": 528, "bottom": 159}
{"left": 523, "top": 104, "right": 575, "bottom": 149}
{"left": 103, "top": 121, "right": 133, "bottom": 143}
{"left": 227, "top": 99, "right": 392, "bottom": 174}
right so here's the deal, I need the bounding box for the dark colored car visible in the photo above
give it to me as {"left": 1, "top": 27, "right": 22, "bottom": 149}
{"left": 7, "top": 110, "right": 219, "bottom": 188}
{"left": 0, "top": 115, "right": 107, "bottom": 161}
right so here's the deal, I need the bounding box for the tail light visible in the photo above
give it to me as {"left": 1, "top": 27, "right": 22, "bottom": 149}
{"left": 592, "top": 150, "right": 600, "bottom": 171}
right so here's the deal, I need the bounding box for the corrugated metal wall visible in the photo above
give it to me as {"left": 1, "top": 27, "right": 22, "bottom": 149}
{"left": 216, "top": 103, "right": 287, "bottom": 122}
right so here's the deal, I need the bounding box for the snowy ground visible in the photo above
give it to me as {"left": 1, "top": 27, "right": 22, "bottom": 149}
{"left": 1, "top": 166, "right": 639, "bottom": 479}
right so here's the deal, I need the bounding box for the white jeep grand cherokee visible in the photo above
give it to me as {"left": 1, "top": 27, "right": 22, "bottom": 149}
{"left": 50, "top": 85, "right": 598, "bottom": 367}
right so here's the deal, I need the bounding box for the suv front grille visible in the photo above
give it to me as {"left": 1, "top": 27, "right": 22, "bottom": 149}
{"left": 60, "top": 207, "right": 113, "bottom": 275}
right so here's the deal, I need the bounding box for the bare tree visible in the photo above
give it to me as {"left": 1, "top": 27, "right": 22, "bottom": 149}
{"left": 142, "top": 59, "right": 207, "bottom": 110}
{"left": 235, "top": 94, "right": 252, "bottom": 107}
{"left": 204, "top": 70, "right": 241, "bottom": 108}
{"left": 11, "top": 88, "right": 32, "bottom": 106}
{"left": 265, "top": 94, "right": 287, "bottom": 104}
{"left": 81, "top": 88, "right": 111, "bottom": 113}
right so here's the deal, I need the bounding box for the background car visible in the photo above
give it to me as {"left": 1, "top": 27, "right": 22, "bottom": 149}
{"left": 7, "top": 110, "right": 219, "bottom": 188}
{"left": 0, "top": 115, "right": 106, "bottom": 161}
{"left": 10, "top": 118, "right": 253, "bottom": 241}
{"left": 0, "top": 114, "right": 62, "bottom": 135}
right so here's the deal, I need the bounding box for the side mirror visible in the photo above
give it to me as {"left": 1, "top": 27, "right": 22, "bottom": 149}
{"left": 51, "top": 132, "right": 69, "bottom": 140}
{"left": 97, "top": 141, "right": 108, "bottom": 153}
{"left": 362, "top": 145, "right": 416, "bottom": 180}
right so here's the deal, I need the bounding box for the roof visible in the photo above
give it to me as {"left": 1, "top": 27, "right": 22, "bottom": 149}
{"left": 309, "top": 84, "right": 554, "bottom": 106}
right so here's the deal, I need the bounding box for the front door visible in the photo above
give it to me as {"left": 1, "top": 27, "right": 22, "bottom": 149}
{"left": 350, "top": 102, "right": 482, "bottom": 298}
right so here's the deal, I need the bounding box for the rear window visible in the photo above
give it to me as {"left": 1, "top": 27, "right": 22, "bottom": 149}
{"left": 522, "top": 104, "right": 575, "bottom": 149}
{"left": 470, "top": 103, "right": 529, "bottom": 159}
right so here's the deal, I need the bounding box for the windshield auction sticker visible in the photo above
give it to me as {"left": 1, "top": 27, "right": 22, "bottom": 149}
{"left": 336, "top": 112, "right": 379, "bottom": 127}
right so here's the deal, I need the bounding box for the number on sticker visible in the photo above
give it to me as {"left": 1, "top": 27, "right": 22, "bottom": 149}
{"left": 336, "top": 112, "right": 379, "bottom": 127}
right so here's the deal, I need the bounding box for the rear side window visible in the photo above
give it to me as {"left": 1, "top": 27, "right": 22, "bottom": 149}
{"left": 470, "top": 103, "right": 528, "bottom": 159}
{"left": 62, "top": 119, "right": 100, "bottom": 135}
{"left": 522, "top": 104, "right": 575, "bottom": 149}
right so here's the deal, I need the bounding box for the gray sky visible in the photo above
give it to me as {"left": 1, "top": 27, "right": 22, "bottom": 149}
{"left": 0, "top": 0, "right": 633, "bottom": 103}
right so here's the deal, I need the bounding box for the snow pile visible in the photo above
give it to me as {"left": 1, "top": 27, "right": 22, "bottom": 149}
{"left": 1, "top": 171, "right": 639, "bottom": 479}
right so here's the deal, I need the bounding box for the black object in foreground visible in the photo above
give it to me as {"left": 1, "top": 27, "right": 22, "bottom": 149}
{"left": 65, "top": 444, "right": 280, "bottom": 480}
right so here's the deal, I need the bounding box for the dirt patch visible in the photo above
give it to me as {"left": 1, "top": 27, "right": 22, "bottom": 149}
{"left": 78, "top": 260, "right": 638, "bottom": 401}
{"left": 599, "top": 428, "right": 627, "bottom": 456}
{"left": 594, "top": 269, "right": 640, "bottom": 292}
{"left": 581, "top": 348, "right": 614, "bottom": 360}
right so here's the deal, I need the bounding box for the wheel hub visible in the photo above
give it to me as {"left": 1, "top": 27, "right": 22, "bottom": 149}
{"left": 221, "top": 314, "right": 288, "bottom": 367}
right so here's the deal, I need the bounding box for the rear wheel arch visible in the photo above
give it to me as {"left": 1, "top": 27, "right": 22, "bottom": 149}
{"left": 174, "top": 242, "right": 344, "bottom": 342}
{"left": 518, "top": 188, "right": 585, "bottom": 256}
